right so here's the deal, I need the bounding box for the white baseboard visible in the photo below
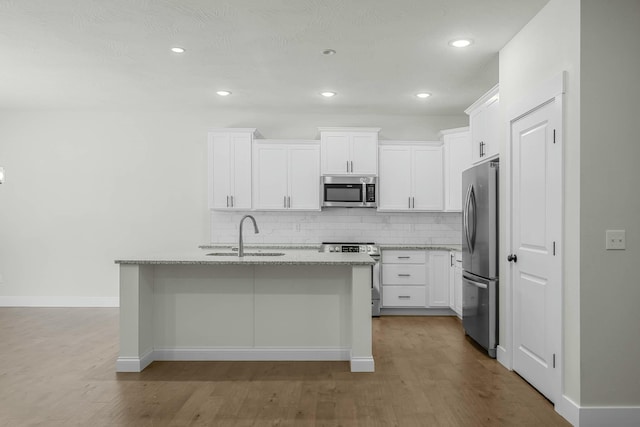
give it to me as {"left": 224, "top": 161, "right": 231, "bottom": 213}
{"left": 350, "top": 356, "right": 375, "bottom": 372}
{"left": 555, "top": 394, "right": 640, "bottom": 427}
{"left": 556, "top": 395, "right": 580, "bottom": 426}
{"left": 579, "top": 405, "right": 640, "bottom": 427}
{"left": 116, "top": 347, "right": 366, "bottom": 372}
{"left": 496, "top": 345, "right": 511, "bottom": 369}
{"left": 116, "top": 349, "right": 154, "bottom": 372}
{"left": 0, "top": 296, "right": 119, "bottom": 307}
{"left": 154, "top": 347, "right": 350, "bottom": 362}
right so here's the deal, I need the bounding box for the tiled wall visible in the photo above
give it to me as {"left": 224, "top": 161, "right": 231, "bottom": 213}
{"left": 210, "top": 209, "right": 462, "bottom": 245}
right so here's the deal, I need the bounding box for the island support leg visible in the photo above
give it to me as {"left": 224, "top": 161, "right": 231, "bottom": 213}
{"left": 116, "top": 264, "right": 155, "bottom": 372}
{"left": 350, "top": 265, "right": 375, "bottom": 372}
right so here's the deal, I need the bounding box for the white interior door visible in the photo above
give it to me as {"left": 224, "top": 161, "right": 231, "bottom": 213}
{"left": 510, "top": 98, "right": 562, "bottom": 403}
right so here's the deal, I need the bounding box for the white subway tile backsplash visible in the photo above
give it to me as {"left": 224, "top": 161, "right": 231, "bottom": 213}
{"left": 210, "top": 210, "right": 462, "bottom": 245}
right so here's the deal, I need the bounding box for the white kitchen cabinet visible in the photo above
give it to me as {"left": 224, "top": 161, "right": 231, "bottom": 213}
{"left": 253, "top": 140, "right": 320, "bottom": 211}
{"left": 208, "top": 128, "right": 256, "bottom": 210}
{"left": 378, "top": 142, "right": 443, "bottom": 211}
{"left": 428, "top": 251, "right": 451, "bottom": 308}
{"left": 381, "top": 250, "right": 428, "bottom": 308}
{"left": 440, "top": 127, "right": 471, "bottom": 211}
{"left": 465, "top": 84, "right": 500, "bottom": 164}
{"left": 449, "top": 251, "right": 463, "bottom": 317}
{"left": 319, "top": 127, "right": 380, "bottom": 175}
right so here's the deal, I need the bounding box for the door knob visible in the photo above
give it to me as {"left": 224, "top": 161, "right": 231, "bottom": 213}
{"left": 507, "top": 254, "right": 518, "bottom": 263}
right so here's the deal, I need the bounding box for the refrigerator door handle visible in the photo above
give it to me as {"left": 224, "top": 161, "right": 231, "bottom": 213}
{"left": 469, "top": 185, "right": 477, "bottom": 252}
{"left": 466, "top": 277, "right": 488, "bottom": 289}
{"left": 463, "top": 184, "right": 473, "bottom": 252}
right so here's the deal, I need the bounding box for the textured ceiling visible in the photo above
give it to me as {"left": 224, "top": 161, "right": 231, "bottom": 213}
{"left": 0, "top": 0, "right": 549, "bottom": 114}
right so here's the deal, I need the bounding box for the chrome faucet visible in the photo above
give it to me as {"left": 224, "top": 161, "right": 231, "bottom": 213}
{"left": 238, "top": 215, "right": 259, "bottom": 257}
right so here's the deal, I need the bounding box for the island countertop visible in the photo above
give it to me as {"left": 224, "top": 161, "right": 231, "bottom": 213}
{"left": 115, "top": 248, "right": 376, "bottom": 266}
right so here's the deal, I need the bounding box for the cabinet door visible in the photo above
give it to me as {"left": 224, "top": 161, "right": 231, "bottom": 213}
{"left": 321, "top": 133, "right": 350, "bottom": 175}
{"left": 350, "top": 133, "right": 378, "bottom": 175}
{"left": 454, "top": 263, "right": 463, "bottom": 317}
{"left": 378, "top": 145, "right": 412, "bottom": 211}
{"left": 428, "top": 251, "right": 450, "bottom": 307}
{"left": 482, "top": 96, "right": 500, "bottom": 159}
{"left": 253, "top": 144, "right": 288, "bottom": 210}
{"left": 288, "top": 145, "right": 320, "bottom": 210}
{"left": 230, "top": 134, "right": 253, "bottom": 209}
{"left": 412, "top": 146, "right": 444, "bottom": 211}
{"left": 209, "top": 134, "right": 232, "bottom": 209}
{"left": 444, "top": 132, "right": 471, "bottom": 211}
{"left": 470, "top": 108, "right": 486, "bottom": 164}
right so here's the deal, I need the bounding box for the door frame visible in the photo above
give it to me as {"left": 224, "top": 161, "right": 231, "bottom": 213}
{"left": 503, "top": 71, "right": 566, "bottom": 402}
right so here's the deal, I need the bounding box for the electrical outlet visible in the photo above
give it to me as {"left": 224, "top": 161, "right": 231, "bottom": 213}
{"left": 605, "top": 230, "right": 626, "bottom": 250}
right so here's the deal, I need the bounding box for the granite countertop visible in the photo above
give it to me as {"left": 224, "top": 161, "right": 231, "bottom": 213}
{"left": 115, "top": 248, "right": 375, "bottom": 266}
{"left": 378, "top": 244, "right": 462, "bottom": 252}
{"left": 200, "top": 243, "right": 462, "bottom": 251}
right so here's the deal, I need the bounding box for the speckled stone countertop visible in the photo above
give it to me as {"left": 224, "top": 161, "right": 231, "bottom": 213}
{"left": 199, "top": 243, "right": 461, "bottom": 251}
{"left": 199, "top": 243, "right": 320, "bottom": 250}
{"left": 115, "top": 249, "right": 375, "bottom": 266}
{"left": 379, "top": 244, "right": 462, "bottom": 252}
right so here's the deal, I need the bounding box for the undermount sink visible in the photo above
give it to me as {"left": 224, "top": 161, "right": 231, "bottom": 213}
{"left": 206, "top": 252, "right": 285, "bottom": 257}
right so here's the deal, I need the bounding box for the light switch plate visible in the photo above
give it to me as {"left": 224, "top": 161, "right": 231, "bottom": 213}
{"left": 606, "top": 230, "right": 626, "bottom": 250}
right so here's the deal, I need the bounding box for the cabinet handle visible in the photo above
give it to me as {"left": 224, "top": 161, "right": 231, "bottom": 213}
{"left": 450, "top": 253, "right": 454, "bottom": 267}
{"left": 346, "top": 161, "right": 350, "bottom": 173}
{"left": 226, "top": 195, "right": 229, "bottom": 208}
{"left": 397, "top": 256, "right": 410, "bottom": 259}
{"left": 230, "top": 195, "right": 234, "bottom": 207}
{"left": 398, "top": 274, "right": 411, "bottom": 277}
{"left": 408, "top": 197, "right": 411, "bottom": 209}
{"left": 351, "top": 161, "right": 353, "bottom": 173}
{"left": 412, "top": 197, "right": 415, "bottom": 209}
{"left": 398, "top": 295, "right": 411, "bottom": 299}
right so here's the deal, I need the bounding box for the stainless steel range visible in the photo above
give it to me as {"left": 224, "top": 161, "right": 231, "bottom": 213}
{"left": 319, "top": 242, "right": 381, "bottom": 317}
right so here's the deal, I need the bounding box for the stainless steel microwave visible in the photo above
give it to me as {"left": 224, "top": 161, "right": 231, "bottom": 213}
{"left": 322, "top": 176, "right": 377, "bottom": 208}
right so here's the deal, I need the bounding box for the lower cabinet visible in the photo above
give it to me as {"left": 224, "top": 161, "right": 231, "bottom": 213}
{"left": 449, "top": 251, "right": 463, "bottom": 317}
{"left": 381, "top": 249, "right": 451, "bottom": 309}
{"left": 381, "top": 250, "right": 427, "bottom": 308}
{"left": 428, "top": 251, "right": 451, "bottom": 307}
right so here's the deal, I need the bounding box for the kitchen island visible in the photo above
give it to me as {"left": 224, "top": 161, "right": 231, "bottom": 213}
{"left": 115, "top": 249, "right": 375, "bottom": 373}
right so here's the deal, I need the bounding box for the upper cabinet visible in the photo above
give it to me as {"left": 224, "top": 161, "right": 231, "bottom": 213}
{"left": 319, "top": 127, "right": 380, "bottom": 175}
{"left": 465, "top": 85, "right": 500, "bottom": 164}
{"left": 440, "top": 127, "right": 471, "bottom": 212}
{"left": 208, "top": 128, "right": 256, "bottom": 210}
{"left": 253, "top": 140, "right": 321, "bottom": 211}
{"left": 378, "top": 142, "right": 444, "bottom": 212}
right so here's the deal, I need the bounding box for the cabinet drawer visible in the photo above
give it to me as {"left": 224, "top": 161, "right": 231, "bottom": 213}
{"left": 382, "top": 286, "right": 426, "bottom": 307}
{"left": 382, "top": 250, "right": 427, "bottom": 264}
{"left": 382, "top": 264, "right": 426, "bottom": 285}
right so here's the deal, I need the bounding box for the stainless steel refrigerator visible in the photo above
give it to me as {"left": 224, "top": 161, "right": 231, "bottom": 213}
{"left": 462, "top": 160, "right": 499, "bottom": 358}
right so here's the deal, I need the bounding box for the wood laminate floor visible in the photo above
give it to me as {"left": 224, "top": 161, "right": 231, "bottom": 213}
{"left": 0, "top": 308, "right": 571, "bottom": 426}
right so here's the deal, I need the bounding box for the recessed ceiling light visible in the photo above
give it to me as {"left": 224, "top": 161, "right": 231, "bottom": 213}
{"left": 322, "top": 49, "right": 336, "bottom": 55}
{"left": 449, "top": 39, "right": 472, "bottom": 48}
{"left": 321, "top": 91, "right": 336, "bottom": 98}
{"left": 216, "top": 90, "right": 232, "bottom": 96}
{"left": 416, "top": 92, "right": 431, "bottom": 99}
{"left": 171, "top": 47, "right": 186, "bottom": 53}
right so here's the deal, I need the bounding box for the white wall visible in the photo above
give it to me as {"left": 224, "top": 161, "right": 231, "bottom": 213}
{"left": 580, "top": 0, "right": 640, "bottom": 406}
{"left": 0, "top": 110, "right": 466, "bottom": 304}
{"left": 499, "top": 0, "right": 581, "bottom": 403}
